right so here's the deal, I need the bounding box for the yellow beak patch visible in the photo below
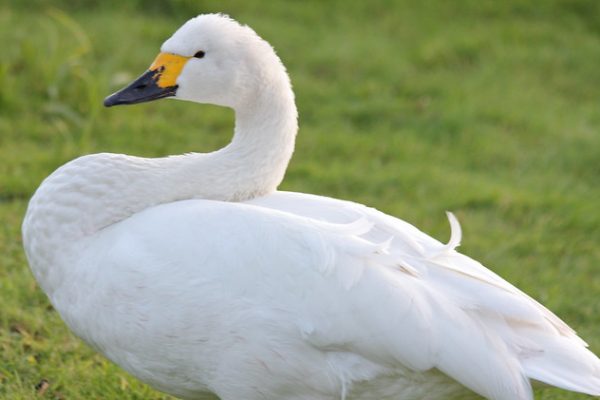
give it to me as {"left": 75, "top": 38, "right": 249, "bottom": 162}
{"left": 149, "top": 52, "right": 190, "bottom": 88}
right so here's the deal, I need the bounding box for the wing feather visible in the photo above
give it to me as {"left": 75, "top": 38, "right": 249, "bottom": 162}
{"left": 248, "top": 191, "right": 600, "bottom": 398}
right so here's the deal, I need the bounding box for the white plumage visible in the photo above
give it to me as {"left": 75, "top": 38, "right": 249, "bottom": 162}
{"left": 22, "top": 13, "right": 600, "bottom": 400}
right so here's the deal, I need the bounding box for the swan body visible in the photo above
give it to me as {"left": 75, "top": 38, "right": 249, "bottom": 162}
{"left": 22, "top": 14, "right": 600, "bottom": 400}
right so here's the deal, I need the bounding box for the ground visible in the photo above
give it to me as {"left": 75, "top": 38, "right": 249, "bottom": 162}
{"left": 0, "top": 1, "right": 599, "bottom": 399}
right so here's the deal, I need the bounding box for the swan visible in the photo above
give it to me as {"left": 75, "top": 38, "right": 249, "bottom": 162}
{"left": 22, "top": 13, "right": 600, "bottom": 400}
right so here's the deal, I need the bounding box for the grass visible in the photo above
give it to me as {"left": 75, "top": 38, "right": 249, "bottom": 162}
{"left": 1, "top": 0, "right": 599, "bottom": 398}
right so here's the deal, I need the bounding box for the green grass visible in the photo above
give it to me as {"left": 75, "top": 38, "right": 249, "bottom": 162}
{"left": 1, "top": 0, "right": 599, "bottom": 398}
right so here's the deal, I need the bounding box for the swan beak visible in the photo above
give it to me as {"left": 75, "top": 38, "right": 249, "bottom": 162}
{"left": 104, "top": 53, "right": 190, "bottom": 107}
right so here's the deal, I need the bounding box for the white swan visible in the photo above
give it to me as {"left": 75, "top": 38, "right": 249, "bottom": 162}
{"left": 23, "top": 13, "right": 600, "bottom": 400}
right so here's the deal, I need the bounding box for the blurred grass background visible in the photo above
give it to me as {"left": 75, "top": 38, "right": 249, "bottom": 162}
{"left": 1, "top": 0, "right": 599, "bottom": 399}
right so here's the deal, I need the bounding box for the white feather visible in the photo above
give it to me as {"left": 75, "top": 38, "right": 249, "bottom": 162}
{"left": 22, "top": 13, "right": 600, "bottom": 400}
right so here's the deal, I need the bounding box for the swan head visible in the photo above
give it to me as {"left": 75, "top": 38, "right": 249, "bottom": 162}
{"left": 104, "top": 14, "right": 290, "bottom": 110}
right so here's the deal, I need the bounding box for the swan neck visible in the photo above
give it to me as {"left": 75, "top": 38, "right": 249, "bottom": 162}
{"left": 232, "top": 76, "right": 298, "bottom": 147}
{"left": 220, "top": 76, "right": 298, "bottom": 198}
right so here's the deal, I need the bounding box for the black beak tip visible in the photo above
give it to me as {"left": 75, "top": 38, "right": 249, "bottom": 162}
{"left": 103, "top": 94, "right": 118, "bottom": 107}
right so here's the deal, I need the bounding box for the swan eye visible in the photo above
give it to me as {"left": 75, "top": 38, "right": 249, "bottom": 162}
{"left": 193, "top": 51, "right": 206, "bottom": 59}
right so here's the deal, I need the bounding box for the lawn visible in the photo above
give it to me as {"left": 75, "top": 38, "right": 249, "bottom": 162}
{"left": 1, "top": 0, "right": 599, "bottom": 399}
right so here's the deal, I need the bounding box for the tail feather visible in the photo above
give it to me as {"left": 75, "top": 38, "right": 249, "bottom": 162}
{"left": 522, "top": 335, "right": 600, "bottom": 396}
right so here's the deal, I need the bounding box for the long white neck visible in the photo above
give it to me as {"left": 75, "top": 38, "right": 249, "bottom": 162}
{"left": 22, "top": 74, "right": 298, "bottom": 292}
{"left": 173, "top": 76, "right": 298, "bottom": 202}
